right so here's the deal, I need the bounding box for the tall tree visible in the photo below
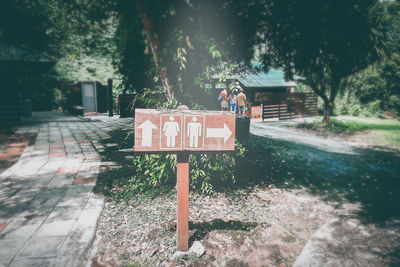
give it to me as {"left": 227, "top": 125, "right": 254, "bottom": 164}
{"left": 257, "top": 0, "right": 388, "bottom": 124}
{"left": 112, "top": 0, "right": 265, "bottom": 106}
{"left": 4, "top": 0, "right": 389, "bottom": 116}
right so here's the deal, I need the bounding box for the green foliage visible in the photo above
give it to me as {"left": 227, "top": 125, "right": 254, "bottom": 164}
{"left": 258, "top": 0, "right": 390, "bottom": 123}
{"left": 389, "top": 95, "right": 400, "bottom": 112}
{"left": 333, "top": 54, "right": 400, "bottom": 117}
{"left": 3, "top": 0, "right": 392, "bottom": 117}
{"left": 119, "top": 141, "right": 246, "bottom": 196}
{"left": 0, "top": 0, "right": 120, "bottom": 110}
{"left": 189, "top": 142, "right": 246, "bottom": 194}
{"left": 53, "top": 88, "right": 62, "bottom": 110}
{"left": 350, "top": 105, "right": 361, "bottom": 117}
{"left": 133, "top": 87, "right": 174, "bottom": 109}
{"left": 110, "top": 0, "right": 268, "bottom": 108}
{"left": 15, "top": 69, "right": 62, "bottom": 111}
{"left": 133, "top": 154, "right": 177, "bottom": 187}
{"left": 54, "top": 53, "right": 118, "bottom": 84}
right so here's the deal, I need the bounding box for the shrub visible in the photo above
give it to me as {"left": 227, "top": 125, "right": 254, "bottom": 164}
{"left": 53, "top": 88, "right": 62, "bottom": 110}
{"left": 368, "top": 100, "right": 382, "bottom": 114}
{"left": 361, "top": 109, "right": 372, "bottom": 117}
{"left": 122, "top": 141, "right": 246, "bottom": 196}
{"left": 389, "top": 95, "right": 400, "bottom": 114}
{"left": 189, "top": 141, "right": 246, "bottom": 194}
{"left": 350, "top": 105, "right": 361, "bottom": 116}
{"left": 337, "top": 104, "right": 348, "bottom": 115}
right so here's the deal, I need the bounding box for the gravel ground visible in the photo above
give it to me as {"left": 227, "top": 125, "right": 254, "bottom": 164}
{"left": 89, "top": 185, "right": 334, "bottom": 266}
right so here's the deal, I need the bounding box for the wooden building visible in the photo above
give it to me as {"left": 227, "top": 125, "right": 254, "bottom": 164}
{"left": 237, "top": 68, "right": 297, "bottom": 104}
{"left": 211, "top": 68, "right": 317, "bottom": 120}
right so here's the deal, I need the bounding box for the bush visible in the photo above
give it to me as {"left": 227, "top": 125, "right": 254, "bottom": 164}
{"left": 121, "top": 141, "right": 247, "bottom": 196}
{"left": 337, "top": 104, "right": 349, "bottom": 115}
{"left": 350, "top": 105, "right": 361, "bottom": 116}
{"left": 189, "top": 141, "right": 246, "bottom": 194}
{"left": 389, "top": 95, "right": 400, "bottom": 114}
{"left": 368, "top": 100, "right": 382, "bottom": 114}
{"left": 361, "top": 109, "right": 372, "bottom": 117}
{"left": 53, "top": 88, "right": 62, "bottom": 110}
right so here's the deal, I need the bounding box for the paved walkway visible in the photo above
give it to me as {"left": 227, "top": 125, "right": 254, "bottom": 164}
{"left": 0, "top": 112, "right": 133, "bottom": 267}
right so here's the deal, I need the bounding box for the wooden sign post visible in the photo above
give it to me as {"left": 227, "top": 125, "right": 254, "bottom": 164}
{"left": 134, "top": 107, "right": 235, "bottom": 251}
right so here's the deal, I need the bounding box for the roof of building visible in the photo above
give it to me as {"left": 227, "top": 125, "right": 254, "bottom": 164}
{"left": 0, "top": 40, "right": 56, "bottom": 63}
{"left": 237, "top": 68, "right": 297, "bottom": 88}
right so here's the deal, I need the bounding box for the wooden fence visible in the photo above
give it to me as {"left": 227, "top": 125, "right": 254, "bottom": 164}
{"left": 261, "top": 92, "right": 317, "bottom": 121}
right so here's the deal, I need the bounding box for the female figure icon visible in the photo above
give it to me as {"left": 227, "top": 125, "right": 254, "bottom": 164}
{"left": 163, "top": 116, "right": 180, "bottom": 147}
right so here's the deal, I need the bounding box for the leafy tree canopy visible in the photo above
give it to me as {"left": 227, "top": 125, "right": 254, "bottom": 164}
{"left": 256, "top": 0, "right": 390, "bottom": 123}
{"left": 1, "top": 0, "right": 396, "bottom": 120}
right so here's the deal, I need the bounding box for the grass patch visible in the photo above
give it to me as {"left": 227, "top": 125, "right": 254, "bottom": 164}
{"left": 334, "top": 116, "right": 400, "bottom": 133}
{"left": 291, "top": 116, "right": 400, "bottom": 150}
{"left": 294, "top": 117, "right": 400, "bottom": 134}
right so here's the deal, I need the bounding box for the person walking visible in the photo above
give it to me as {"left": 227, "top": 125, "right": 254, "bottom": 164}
{"left": 219, "top": 88, "right": 228, "bottom": 111}
{"left": 228, "top": 92, "right": 237, "bottom": 113}
{"left": 237, "top": 89, "right": 247, "bottom": 115}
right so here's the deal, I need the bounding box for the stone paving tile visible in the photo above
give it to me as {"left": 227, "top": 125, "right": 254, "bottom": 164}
{"left": 9, "top": 258, "right": 55, "bottom": 267}
{"left": 47, "top": 173, "right": 75, "bottom": 188}
{"left": 1, "top": 219, "right": 43, "bottom": 240}
{"left": 0, "top": 198, "right": 31, "bottom": 220}
{"left": 55, "top": 196, "right": 104, "bottom": 266}
{"left": 28, "top": 188, "right": 67, "bottom": 209}
{"left": 0, "top": 113, "right": 134, "bottom": 266}
{"left": 17, "top": 236, "right": 65, "bottom": 258}
{"left": 0, "top": 238, "right": 27, "bottom": 266}
{"left": 56, "top": 185, "right": 93, "bottom": 208}
{"left": 14, "top": 207, "right": 51, "bottom": 221}
{"left": 34, "top": 219, "right": 76, "bottom": 237}
{"left": 23, "top": 175, "right": 54, "bottom": 189}
{"left": 47, "top": 206, "right": 82, "bottom": 222}
{"left": 0, "top": 223, "right": 7, "bottom": 233}
{"left": 73, "top": 177, "right": 96, "bottom": 185}
{"left": 57, "top": 166, "right": 79, "bottom": 175}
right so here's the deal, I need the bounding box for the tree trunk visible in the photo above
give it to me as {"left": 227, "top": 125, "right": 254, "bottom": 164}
{"left": 136, "top": 0, "right": 174, "bottom": 102}
{"left": 310, "top": 83, "right": 332, "bottom": 126}
{"left": 322, "top": 100, "right": 333, "bottom": 126}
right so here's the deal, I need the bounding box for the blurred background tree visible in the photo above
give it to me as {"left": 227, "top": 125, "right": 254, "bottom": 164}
{"left": 1, "top": 0, "right": 398, "bottom": 116}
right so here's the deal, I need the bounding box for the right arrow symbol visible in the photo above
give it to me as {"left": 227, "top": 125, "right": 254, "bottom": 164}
{"left": 138, "top": 120, "right": 158, "bottom": 147}
{"left": 206, "top": 123, "right": 232, "bottom": 143}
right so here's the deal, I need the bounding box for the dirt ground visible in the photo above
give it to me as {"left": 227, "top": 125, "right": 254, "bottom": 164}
{"left": 0, "top": 129, "right": 35, "bottom": 174}
{"left": 88, "top": 128, "right": 335, "bottom": 266}
{"left": 89, "top": 120, "right": 400, "bottom": 266}
{"left": 90, "top": 186, "right": 334, "bottom": 267}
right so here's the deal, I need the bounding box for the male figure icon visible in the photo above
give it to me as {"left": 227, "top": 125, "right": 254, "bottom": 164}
{"left": 187, "top": 117, "right": 202, "bottom": 147}
{"left": 163, "top": 116, "right": 180, "bottom": 147}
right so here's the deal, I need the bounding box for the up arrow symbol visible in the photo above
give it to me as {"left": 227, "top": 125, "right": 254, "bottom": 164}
{"left": 206, "top": 123, "right": 232, "bottom": 143}
{"left": 138, "top": 120, "right": 158, "bottom": 147}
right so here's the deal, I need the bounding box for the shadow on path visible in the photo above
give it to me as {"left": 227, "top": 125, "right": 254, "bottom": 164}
{"left": 240, "top": 133, "right": 400, "bottom": 224}
{"left": 246, "top": 123, "right": 400, "bottom": 265}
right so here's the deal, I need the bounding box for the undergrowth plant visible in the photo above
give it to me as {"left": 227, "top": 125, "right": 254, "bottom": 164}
{"left": 121, "top": 140, "right": 246, "bottom": 196}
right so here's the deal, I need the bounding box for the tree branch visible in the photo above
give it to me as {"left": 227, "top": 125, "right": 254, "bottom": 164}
{"left": 136, "top": 0, "right": 174, "bottom": 102}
